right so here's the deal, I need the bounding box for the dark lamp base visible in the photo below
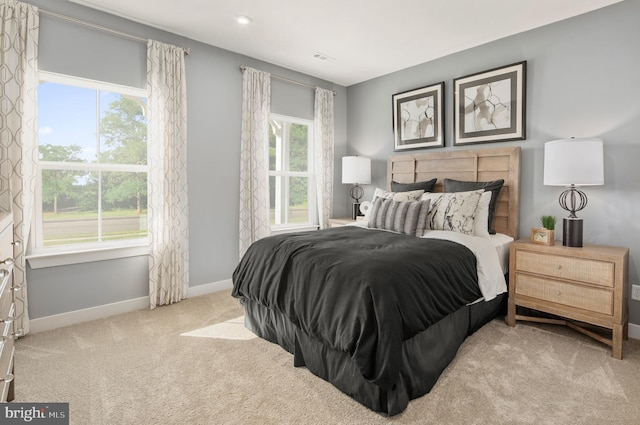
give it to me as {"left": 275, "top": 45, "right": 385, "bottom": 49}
{"left": 563, "top": 217, "right": 583, "bottom": 247}
{"left": 351, "top": 203, "right": 361, "bottom": 220}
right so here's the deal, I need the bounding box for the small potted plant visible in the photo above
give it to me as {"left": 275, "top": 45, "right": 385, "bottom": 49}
{"left": 531, "top": 215, "right": 556, "bottom": 246}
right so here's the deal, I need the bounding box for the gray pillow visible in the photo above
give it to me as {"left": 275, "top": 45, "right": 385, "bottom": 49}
{"left": 368, "top": 198, "right": 431, "bottom": 237}
{"left": 443, "top": 178, "right": 504, "bottom": 234}
{"left": 390, "top": 178, "right": 437, "bottom": 193}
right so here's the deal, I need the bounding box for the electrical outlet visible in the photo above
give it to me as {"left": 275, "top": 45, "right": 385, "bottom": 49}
{"left": 632, "top": 284, "right": 640, "bottom": 301}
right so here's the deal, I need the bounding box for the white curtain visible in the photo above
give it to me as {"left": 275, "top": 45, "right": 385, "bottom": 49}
{"left": 314, "top": 88, "right": 334, "bottom": 229}
{"left": 0, "top": 0, "right": 38, "bottom": 337}
{"left": 147, "top": 40, "right": 189, "bottom": 309}
{"left": 238, "top": 67, "right": 271, "bottom": 258}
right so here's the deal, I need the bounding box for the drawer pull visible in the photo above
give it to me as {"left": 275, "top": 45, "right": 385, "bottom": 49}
{"left": 11, "top": 240, "right": 21, "bottom": 248}
{"left": 11, "top": 284, "right": 23, "bottom": 293}
{"left": 0, "top": 269, "right": 9, "bottom": 278}
{"left": 0, "top": 374, "right": 14, "bottom": 384}
{"left": 0, "top": 314, "right": 14, "bottom": 324}
{"left": 557, "top": 265, "right": 562, "bottom": 270}
{"left": 0, "top": 258, "right": 13, "bottom": 266}
{"left": 556, "top": 291, "right": 562, "bottom": 295}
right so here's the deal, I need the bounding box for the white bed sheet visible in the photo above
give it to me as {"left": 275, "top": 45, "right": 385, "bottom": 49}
{"left": 489, "top": 232, "right": 514, "bottom": 275}
{"left": 420, "top": 230, "right": 507, "bottom": 301}
{"left": 345, "top": 221, "right": 509, "bottom": 301}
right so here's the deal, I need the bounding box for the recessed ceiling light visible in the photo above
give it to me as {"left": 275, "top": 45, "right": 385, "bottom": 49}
{"left": 236, "top": 15, "right": 252, "bottom": 25}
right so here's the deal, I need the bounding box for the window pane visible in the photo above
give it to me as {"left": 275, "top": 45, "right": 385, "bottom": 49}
{"left": 289, "top": 123, "right": 308, "bottom": 172}
{"left": 101, "top": 171, "right": 148, "bottom": 241}
{"left": 37, "top": 76, "right": 148, "bottom": 250}
{"left": 269, "top": 175, "right": 280, "bottom": 225}
{"left": 269, "top": 175, "right": 275, "bottom": 225}
{"left": 99, "top": 94, "right": 147, "bottom": 165}
{"left": 38, "top": 82, "right": 97, "bottom": 162}
{"left": 42, "top": 170, "right": 98, "bottom": 246}
{"left": 289, "top": 176, "right": 308, "bottom": 223}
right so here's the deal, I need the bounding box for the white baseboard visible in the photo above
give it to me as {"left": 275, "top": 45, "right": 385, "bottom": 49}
{"left": 28, "top": 278, "right": 640, "bottom": 340}
{"left": 29, "top": 296, "right": 149, "bottom": 334}
{"left": 188, "top": 279, "right": 233, "bottom": 297}
{"left": 629, "top": 323, "right": 640, "bottom": 340}
{"left": 29, "top": 279, "right": 234, "bottom": 334}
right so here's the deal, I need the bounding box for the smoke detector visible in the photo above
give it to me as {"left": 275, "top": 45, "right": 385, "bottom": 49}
{"left": 313, "top": 52, "right": 336, "bottom": 62}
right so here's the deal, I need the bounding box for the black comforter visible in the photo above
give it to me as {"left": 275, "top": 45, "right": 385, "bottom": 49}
{"left": 232, "top": 226, "right": 481, "bottom": 390}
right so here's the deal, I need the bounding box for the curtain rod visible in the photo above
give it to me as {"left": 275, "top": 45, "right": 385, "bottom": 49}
{"left": 39, "top": 9, "right": 190, "bottom": 55}
{"left": 240, "top": 65, "right": 336, "bottom": 96}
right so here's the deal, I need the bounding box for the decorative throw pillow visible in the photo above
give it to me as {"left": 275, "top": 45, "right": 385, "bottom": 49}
{"left": 390, "top": 178, "right": 437, "bottom": 193}
{"left": 473, "top": 191, "right": 491, "bottom": 238}
{"left": 422, "top": 191, "right": 490, "bottom": 238}
{"left": 424, "top": 190, "right": 483, "bottom": 235}
{"left": 368, "top": 198, "right": 431, "bottom": 237}
{"left": 372, "top": 187, "right": 424, "bottom": 202}
{"left": 443, "top": 178, "right": 504, "bottom": 234}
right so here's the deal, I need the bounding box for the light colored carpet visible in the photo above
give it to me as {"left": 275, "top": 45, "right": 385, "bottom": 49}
{"left": 14, "top": 290, "right": 640, "bottom": 424}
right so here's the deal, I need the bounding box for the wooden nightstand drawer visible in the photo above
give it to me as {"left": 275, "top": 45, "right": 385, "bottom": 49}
{"left": 515, "top": 250, "right": 615, "bottom": 287}
{"left": 514, "top": 274, "right": 613, "bottom": 315}
{"left": 0, "top": 280, "right": 11, "bottom": 321}
{"left": 0, "top": 304, "right": 15, "bottom": 402}
{"left": 0, "top": 220, "right": 12, "bottom": 261}
{"left": 508, "top": 240, "right": 629, "bottom": 359}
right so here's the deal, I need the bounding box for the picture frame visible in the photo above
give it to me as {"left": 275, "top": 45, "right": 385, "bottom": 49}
{"left": 392, "top": 82, "right": 444, "bottom": 151}
{"left": 453, "top": 61, "right": 526, "bottom": 146}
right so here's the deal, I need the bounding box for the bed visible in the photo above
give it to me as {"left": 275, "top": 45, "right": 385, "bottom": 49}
{"left": 232, "top": 146, "right": 521, "bottom": 416}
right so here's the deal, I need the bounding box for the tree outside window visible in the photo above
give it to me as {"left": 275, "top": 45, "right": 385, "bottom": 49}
{"left": 37, "top": 74, "right": 148, "bottom": 248}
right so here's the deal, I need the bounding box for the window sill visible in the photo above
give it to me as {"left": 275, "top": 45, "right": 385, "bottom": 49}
{"left": 270, "top": 224, "right": 319, "bottom": 235}
{"left": 27, "top": 243, "right": 149, "bottom": 269}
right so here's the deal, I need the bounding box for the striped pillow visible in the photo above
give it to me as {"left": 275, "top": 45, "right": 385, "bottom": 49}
{"left": 368, "top": 198, "right": 431, "bottom": 236}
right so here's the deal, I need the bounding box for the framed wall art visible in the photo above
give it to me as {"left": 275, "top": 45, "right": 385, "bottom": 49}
{"left": 392, "top": 82, "right": 444, "bottom": 151}
{"left": 453, "top": 61, "right": 526, "bottom": 145}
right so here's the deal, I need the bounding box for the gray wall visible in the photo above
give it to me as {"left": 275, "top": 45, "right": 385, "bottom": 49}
{"left": 25, "top": 0, "right": 347, "bottom": 318}
{"left": 346, "top": 0, "right": 640, "bottom": 326}
{"left": 25, "top": 0, "right": 640, "bottom": 329}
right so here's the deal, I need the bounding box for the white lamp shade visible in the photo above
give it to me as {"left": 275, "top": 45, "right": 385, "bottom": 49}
{"left": 342, "top": 156, "right": 371, "bottom": 184}
{"left": 543, "top": 138, "right": 604, "bottom": 186}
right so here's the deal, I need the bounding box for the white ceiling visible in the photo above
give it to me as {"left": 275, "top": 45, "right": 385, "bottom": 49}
{"left": 70, "top": 0, "right": 622, "bottom": 86}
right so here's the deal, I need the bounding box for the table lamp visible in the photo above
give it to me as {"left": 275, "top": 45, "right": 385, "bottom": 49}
{"left": 543, "top": 138, "right": 604, "bottom": 247}
{"left": 342, "top": 156, "right": 371, "bottom": 220}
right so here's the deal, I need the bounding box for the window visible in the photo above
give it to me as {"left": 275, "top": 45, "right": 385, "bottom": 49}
{"left": 269, "top": 114, "right": 316, "bottom": 230}
{"left": 33, "top": 72, "right": 148, "bottom": 254}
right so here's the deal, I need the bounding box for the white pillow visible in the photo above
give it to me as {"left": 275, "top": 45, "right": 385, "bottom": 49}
{"left": 373, "top": 187, "right": 424, "bottom": 202}
{"left": 359, "top": 201, "right": 372, "bottom": 219}
{"left": 421, "top": 191, "right": 489, "bottom": 238}
{"left": 473, "top": 191, "right": 492, "bottom": 238}
{"left": 421, "top": 189, "right": 484, "bottom": 235}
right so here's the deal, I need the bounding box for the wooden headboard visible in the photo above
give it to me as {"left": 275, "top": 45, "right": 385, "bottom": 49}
{"left": 387, "top": 146, "right": 521, "bottom": 239}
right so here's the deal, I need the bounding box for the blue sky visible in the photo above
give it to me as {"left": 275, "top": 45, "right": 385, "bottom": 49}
{"left": 38, "top": 82, "right": 120, "bottom": 162}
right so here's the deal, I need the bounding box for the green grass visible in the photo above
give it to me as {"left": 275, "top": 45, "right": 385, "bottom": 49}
{"left": 43, "top": 209, "right": 147, "bottom": 221}
{"left": 44, "top": 230, "right": 148, "bottom": 246}
{"left": 42, "top": 208, "right": 148, "bottom": 246}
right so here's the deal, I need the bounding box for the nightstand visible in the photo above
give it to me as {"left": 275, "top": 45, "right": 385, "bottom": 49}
{"left": 507, "top": 240, "right": 629, "bottom": 359}
{"left": 328, "top": 217, "right": 364, "bottom": 228}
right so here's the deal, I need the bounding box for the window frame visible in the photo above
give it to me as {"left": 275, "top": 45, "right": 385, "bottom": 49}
{"left": 28, "top": 71, "right": 149, "bottom": 268}
{"left": 268, "top": 113, "right": 317, "bottom": 233}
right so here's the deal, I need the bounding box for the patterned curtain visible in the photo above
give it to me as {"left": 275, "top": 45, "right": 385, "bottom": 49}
{"left": 0, "top": 0, "right": 39, "bottom": 336}
{"left": 238, "top": 67, "right": 271, "bottom": 258}
{"left": 147, "top": 40, "right": 189, "bottom": 309}
{"left": 314, "top": 88, "right": 334, "bottom": 229}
